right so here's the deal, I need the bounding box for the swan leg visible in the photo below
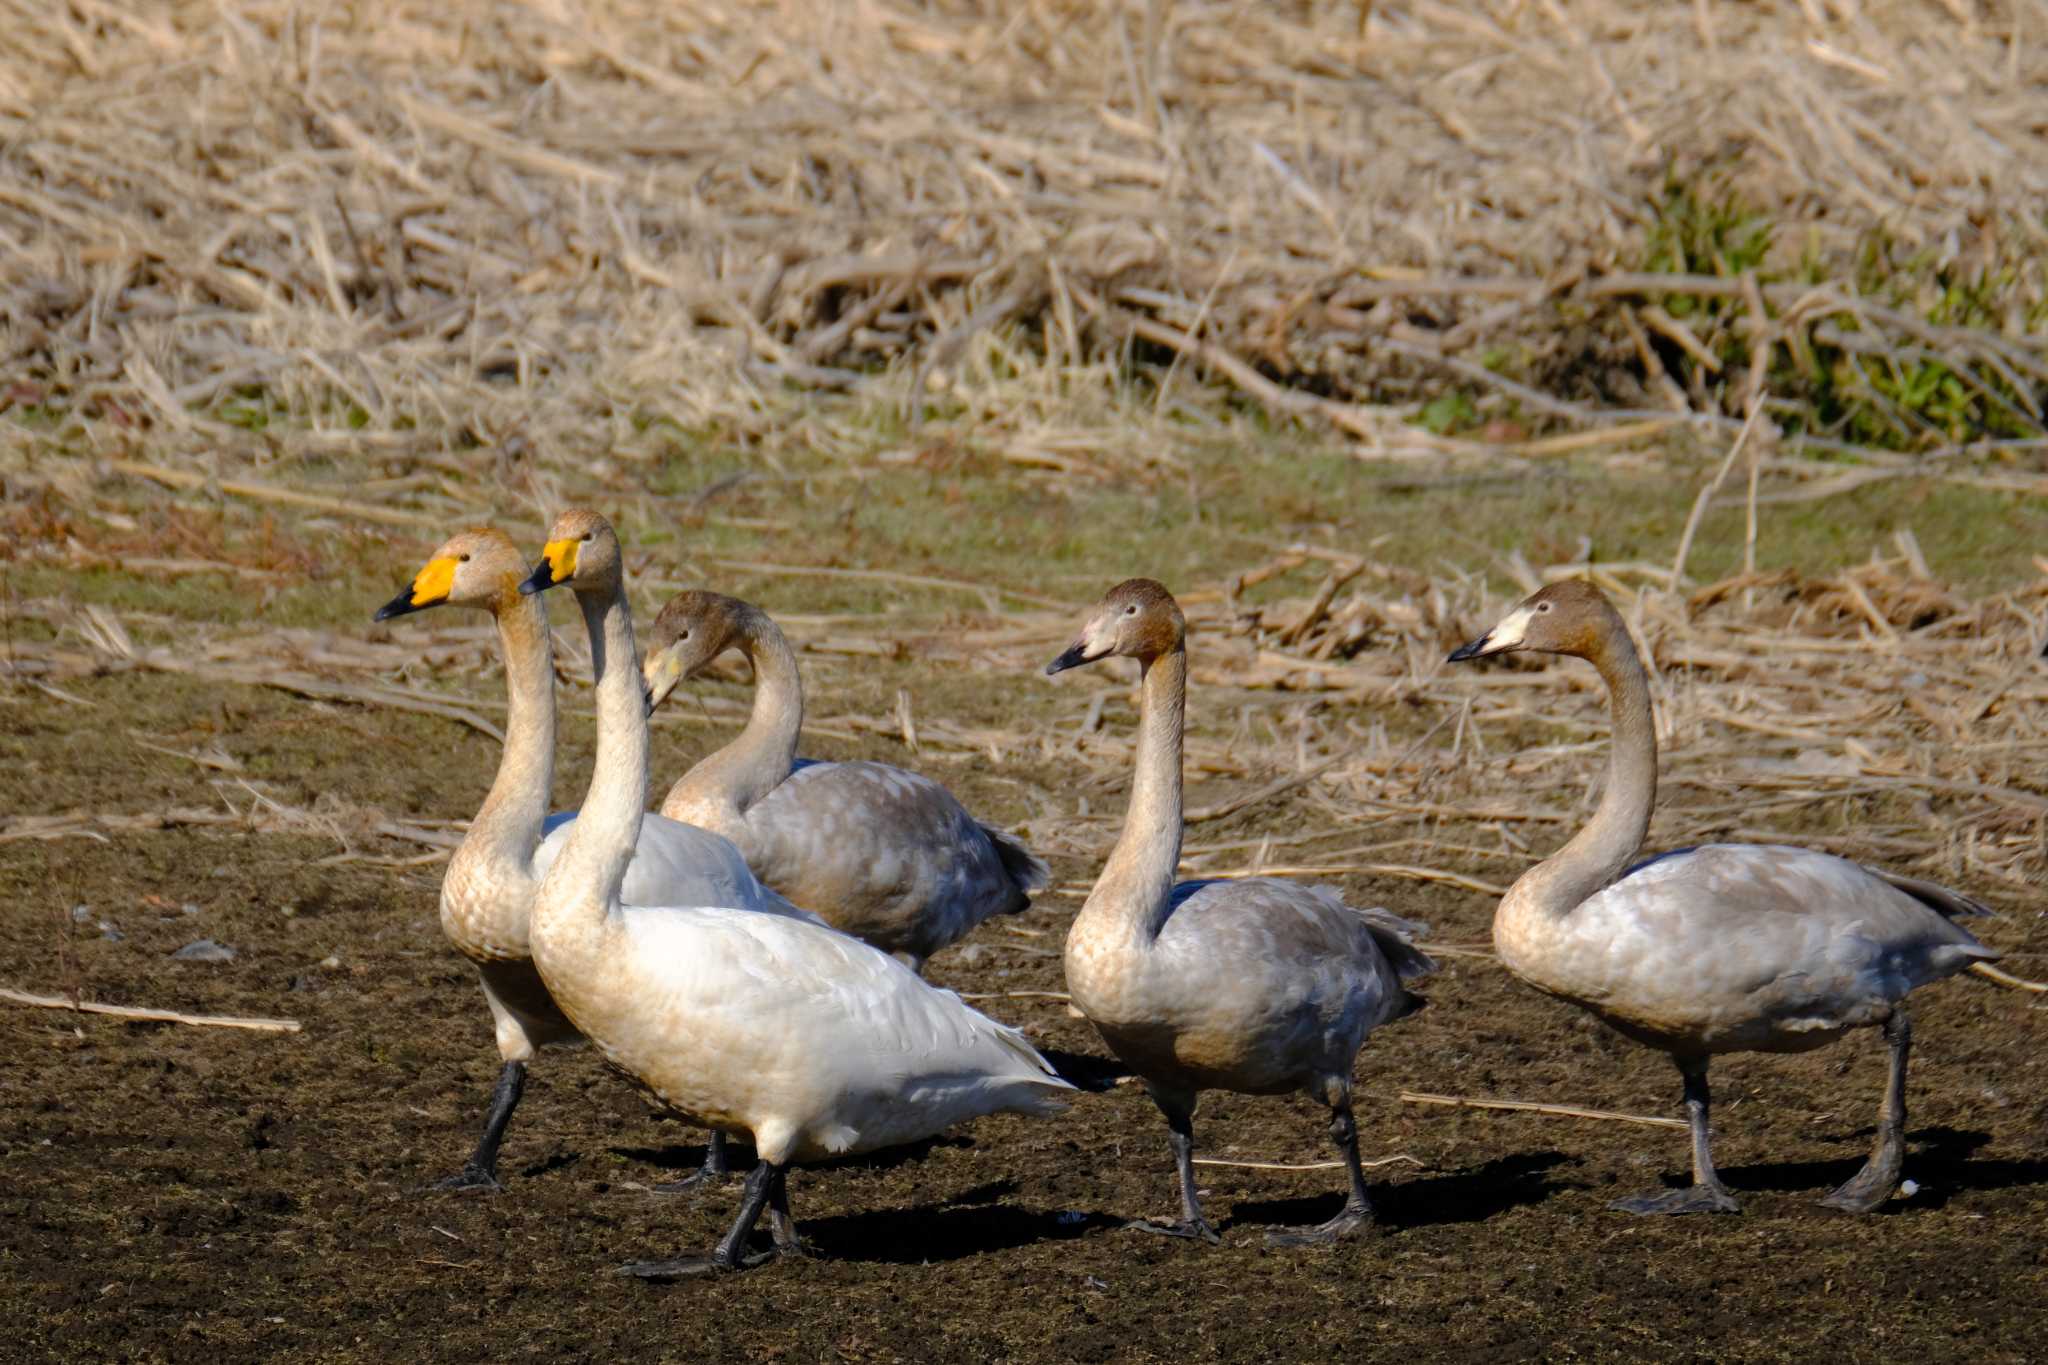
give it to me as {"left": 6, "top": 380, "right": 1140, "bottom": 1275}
{"left": 765, "top": 1163, "right": 809, "bottom": 1257}
{"left": 621, "top": 1159, "right": 780, "bottom": 1279}
{"left": 653, "top": 1129, "right": 734, "bottom": 1194}
{"left": 1819, "top": 1009, "right": 1910, "bottom": 1214}
{"left": 430, "top": 1060, "right": 525, "bottom": 1193}
{"left": 1611, "top": 1056, "right": 1740, "bottom": 1215}
{"left": 1126, "top": 1096, "right": 1222, "bottom": 1244}
{"left": 1268, "top": 1094, "right": 1376, "bottom": 1247}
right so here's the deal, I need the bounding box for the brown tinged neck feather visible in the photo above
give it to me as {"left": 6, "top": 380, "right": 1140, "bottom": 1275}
{"left": 1514, "top": 606, "right": 1658, "bottom": 917}
{"left": 1079, "top": 638, "right": 1188, "bottom": 947}
{"left": 659, "top": 598, "right": 802, "bottom": 825}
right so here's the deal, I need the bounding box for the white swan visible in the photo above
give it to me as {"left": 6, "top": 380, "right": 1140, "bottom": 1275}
{"left": 1449, "top": 578, "right": 1998, "bottom": 1214}
{"left": 520, "top": 509, "right": 1072, "bottom": 1275}
{"left": 1046, "top": 579, "right": 1433, "bottom": 1245}
{"left": 373, "top": 528, "right": 807, "bottom": 1192}
{"left": 642, "top": 589, "right": 1048, "bottom": 969}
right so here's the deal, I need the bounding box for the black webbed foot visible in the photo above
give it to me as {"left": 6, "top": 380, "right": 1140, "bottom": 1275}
{"left": 1610, "top": 1184, "right": 1740, "bottom": 1216}
{"left": 1124, "top": 1217, "right": 1222, "bottom": 1245}
{"left": 1266, "top": 1203, "right": 1374, "bottom": 1247}
{"left": 424, "top": 1165, "right": 503, "bottom": 1195}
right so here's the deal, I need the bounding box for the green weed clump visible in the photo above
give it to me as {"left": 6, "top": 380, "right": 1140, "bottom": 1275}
{"left": 1632, "top": 176, "right": 2046, "bottom": 454}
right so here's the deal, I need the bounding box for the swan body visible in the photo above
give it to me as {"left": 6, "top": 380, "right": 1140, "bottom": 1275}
{"left": 372, "top": 528, "right": 804, "bottom": 1191}
{"left": 521, "top": 511, "right": 1070, "bottom": 1274}
{"left": 1049, "top": 579, "right": 1431, "bottom": 1246}
{"left": 1450, "top": 578, "right": 1995, "bottom": 1215}
{"left": 1496, "top": 844, "right": 1991, "bottom": 1056}
{"left": 1068, "top": 878, "right": 1428, "bottom": 1097}
{"left": 644, "top": 590, "right": 1047, "bottom": 967}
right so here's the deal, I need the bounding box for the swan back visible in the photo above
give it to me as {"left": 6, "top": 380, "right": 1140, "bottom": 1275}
{"left": 739, "top": 759, "right": 1047, "bottom": 959}
{"left": 533, "top": 810, "right": 817, "bottom": 922}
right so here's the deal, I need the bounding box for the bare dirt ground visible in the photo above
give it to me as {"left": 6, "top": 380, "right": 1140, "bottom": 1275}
{"left": 5, "top": 0, "right": 2048, "bottom": 1359}
{"left": 3, "top": 581, "right": 2045, "bottom": 1363}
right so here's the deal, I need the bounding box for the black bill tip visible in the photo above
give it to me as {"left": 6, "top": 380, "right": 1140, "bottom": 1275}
{"left": 1045, "top": 642, "right": 1093, "bottom": 676}
{"left": 518, "top": 560, "right": 556, "bottom": 597}
{"left": 1447, "top": 634, "right": 1491, "bottom": 663}
{"left": 373, "top": 587, "right": 424, "bottom": 622}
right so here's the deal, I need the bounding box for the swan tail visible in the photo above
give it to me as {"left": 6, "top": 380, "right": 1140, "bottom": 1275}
{"left": 982, "top": 824, "right": 1051, "bottom": 905}
{"left": 1353, "top": 904, "right": 1438, "bottom": 982}
{"left": 1868, "top": 868, "right": 1997, "bottom": 924}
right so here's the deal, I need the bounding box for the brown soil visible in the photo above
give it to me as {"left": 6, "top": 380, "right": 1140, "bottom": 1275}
{"left": 3, "top": 672, "right": 2045, "bottom": 1365}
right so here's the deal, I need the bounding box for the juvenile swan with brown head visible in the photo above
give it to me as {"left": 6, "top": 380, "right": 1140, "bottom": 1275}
{"left": 1048, "top": 579, "right": 1432, "bottom": 1246}
{"left": 1450, "top": 578, "right": 1997, "bottom": 1215}
{"left": 373, "top": 527, "right": 804, "bottom": 1193}
{"left": 519, "top": 510, "right": 1070, "bottom": 1276}
{"left": 641, "top": 590, "right": 1047, "bottom": 970}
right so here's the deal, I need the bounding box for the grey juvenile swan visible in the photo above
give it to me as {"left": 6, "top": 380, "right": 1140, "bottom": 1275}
{"left": 1450, "top": 578, "right": 1997, "bottom": 1215}
{"left": 642, "top": 589, "right": 1047, "bottom": 970}
{"left": 1047, "top": 579, "right": 1432, "bottom": 1245}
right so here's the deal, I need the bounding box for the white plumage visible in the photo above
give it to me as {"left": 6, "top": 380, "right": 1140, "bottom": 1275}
{"left": 522, "top": 510, "right": 1070, "bottom": 1275}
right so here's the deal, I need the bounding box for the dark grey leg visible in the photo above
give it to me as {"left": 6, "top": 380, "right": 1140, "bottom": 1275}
{"left": 621, "top": 1159, "right": 781, "bottom": 1279}
{"left": 654, "top": 1129, "right": 734, "bottom": 1194}
{"left": 1267, "top": 1098, "right": 1376, "bottom": 1246}
{"left": 1820, "top": 1009, "right": 1911, "bottom": 1213}
{"left": 1126, "top": 1096, "right": 1221, "bottom": 1244}
{"left": 1611, "top": 1055, "right": 1741, "bottom": 1215}
{"left": 765, "top": 1164, "right": 807, "bottom": 1257}
{"left": 431, "top": 1060, "right": 525, "bottom": 1193}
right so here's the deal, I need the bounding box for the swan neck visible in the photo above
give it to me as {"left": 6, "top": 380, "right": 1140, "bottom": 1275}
{"left": 461, "top": 589, "right": 555, "bottom": 875}
{"left": 660, "top": 606, "right": 801, "bottom": 825}
{"left": 1080, "top": 646, "right": 1186, "bottom": 944}
{"left": 1516, "top": 620, "right": 1657, "bottom": 916}
{"left": 534, "top": 582, "right": 644, "bottom": 942}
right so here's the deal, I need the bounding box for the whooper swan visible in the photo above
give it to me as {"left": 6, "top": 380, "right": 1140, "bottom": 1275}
{"left": 519, "top": 510, "right": 1071, "bottom": 1275}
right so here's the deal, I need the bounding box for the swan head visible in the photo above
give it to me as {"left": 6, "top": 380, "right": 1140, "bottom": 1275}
{"left": 641, "top": 590, "right": 749, "bottom": 711}
{"left": 521, "top": 508, "right": 620, "bottom": 597}
{"left": 374, "top": 527, "right": 528, "bottom": 620}
{"left": 1046, "top": 578, "right": 1184, "bottom": 674}
{"left": 1449, "top": 578, "right": 1615, "bottom": 663}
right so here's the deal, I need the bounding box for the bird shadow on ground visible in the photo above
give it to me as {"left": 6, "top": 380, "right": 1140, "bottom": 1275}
{"left": 1227, "top": 1151, "right": 1577, "bottom": 1232}
{"left": 516, "top": 1151, "right": 583, "bottom": 1181}
{"left": 1633, "top": 1126, "right": 2048, "bottom": 1210}
{"left": 787, "top": 1179, "right": 1119, "bottom": 1265}
{"left": 611, "top": 1134, "right": 978, "bottom": 1181}
{"left": 1037, "top": 1046, "right": 1132, "bottom": 1093}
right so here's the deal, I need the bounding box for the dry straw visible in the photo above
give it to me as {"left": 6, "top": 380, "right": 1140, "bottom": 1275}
{"left": 0, "top": 0, "right": 2042, "bottom": 501}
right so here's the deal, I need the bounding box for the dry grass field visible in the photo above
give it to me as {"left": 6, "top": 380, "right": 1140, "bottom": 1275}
{"left": 4, "top": 0, "right": 2048, "bottom": 1360}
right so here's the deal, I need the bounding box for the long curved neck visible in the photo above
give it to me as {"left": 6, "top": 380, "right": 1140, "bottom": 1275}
{"left": 1513, "top": 621, "right": 1658, "bottom": 916}
{"left": 661, "top": 607, "right": 801, "bottom": 825}
{"left": 1078, "top": 646, "right": 1187, "bottom": 945}
{"left": 455, "top": 587, "right": 556, "bottom": 882}
{"left": 534, "top": 581, "right": 645, "bottom": 945}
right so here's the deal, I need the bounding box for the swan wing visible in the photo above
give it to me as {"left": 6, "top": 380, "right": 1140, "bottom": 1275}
{"left": 743, "top": 760, "right": 1043, "bottom": 955}
{"left": 604, "top": 906, "right": 1070, "bottom": 1158}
